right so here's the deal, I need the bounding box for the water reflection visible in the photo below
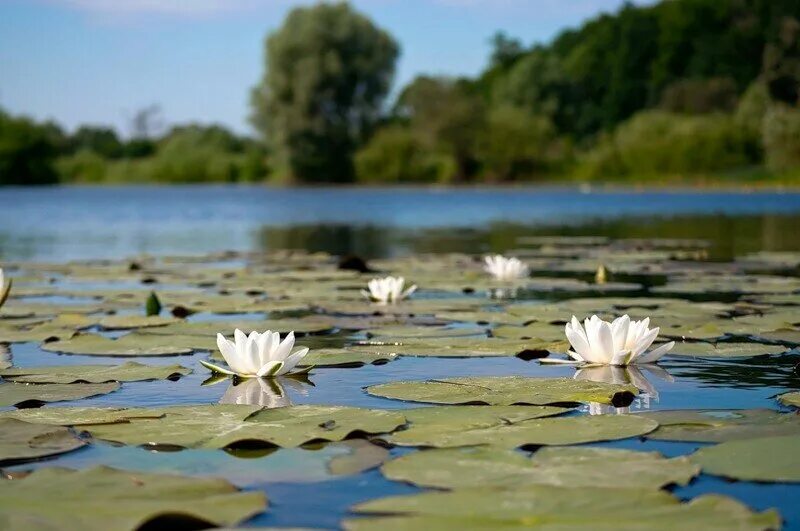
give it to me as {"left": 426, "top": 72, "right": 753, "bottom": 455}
{"left": 218, "top": 377, "right": 312, "bottom": 408}
{"left": 574, "top": 364, "right": 675, "bottom": 415}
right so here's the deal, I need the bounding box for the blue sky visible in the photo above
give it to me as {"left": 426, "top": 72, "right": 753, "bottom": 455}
{"left": 0, "top": 0, "right": 645, "bottom": 135}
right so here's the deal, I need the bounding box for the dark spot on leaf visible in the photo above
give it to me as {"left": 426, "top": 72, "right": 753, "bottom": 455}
{"left": 516, "top": 349, "right": 550, "bottom": 361}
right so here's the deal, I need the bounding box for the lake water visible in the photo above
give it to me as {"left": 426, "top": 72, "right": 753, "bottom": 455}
{"left": 1, "top": 185, "right": 800, "bottom": 529}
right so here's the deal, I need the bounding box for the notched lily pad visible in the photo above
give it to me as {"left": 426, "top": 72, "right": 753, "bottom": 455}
{"left": 0, "top": 466, "right": 267, "bottom": 530}
{"left": 692, "top": 435, "right": 800, "bottom": 482}
{"left": 0, "top": 361, "right": 191, "bottom": 384}
{"left": 345, "top": 488, "right": 778, "bottom": 531}
{"left": 42, "top": 333, "right": 194, "bottom": 357}
{"left": 778, "top": 392, "right": 800, "bottom": 408}
{"left": 299, "top": 348, "right": 398, "bottom": 368}
{"left": 641, "top": 409, "right": 800, "bottom": 442}
{"left": 40, "top": 404, "right": 406, "bottom": 449}
{"left": 0, "top": 418, "right": 86, "bottom": 464}
{"left": 380, "top": 445, "right": 696, "bottom": 489}
{"left": 367, "top": 376, "right": 638, "bottom": 406}
{"left": 0, "top": 381, "right": 120, "bottom": 407}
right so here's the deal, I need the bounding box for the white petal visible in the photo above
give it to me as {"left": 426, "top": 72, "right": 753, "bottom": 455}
{"left": 637, "top": 341, "right": 674, "bottom": 364}
{"left": 611, "top": 315, "right": 630, "bottom": 351}
{"left": 256, "top": 360, "right": 284, "bottom": 378}
{"left": 272, "top": 331, "right": 295, "bottom": 362}
{"left": 282, "top": 347, "right": 310, "bottom": 373}
{"left": 595, "top": 321, "right": 615, "bottom": 364}
{"left": 216, "top": 334, "right": 245, "bottom": 374}
{"left": 565, "top": 323, "right": 592, "bottom": 361}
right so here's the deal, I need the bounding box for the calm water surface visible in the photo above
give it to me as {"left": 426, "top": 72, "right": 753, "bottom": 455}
{"left": 2, "top": 186, "right": 800, "bottom": 529}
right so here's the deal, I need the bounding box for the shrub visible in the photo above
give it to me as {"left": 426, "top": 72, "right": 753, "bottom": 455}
{"left": 763, "top": 104, "right": 800, "bottom": 171}
{"left": 355, "top": 126, "right": 452, "bottom": 183}
{"left": 56, "top": 149, "right": 108, "bottom": 183}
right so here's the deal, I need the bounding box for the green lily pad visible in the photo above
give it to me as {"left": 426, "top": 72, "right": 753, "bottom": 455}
{"left": 380, "top": 445, "right": 696, "bottom": 489}
{"left": 671, "top": 342, "right": 790, "bottom": 358}
{"left": 435, "top": 310, "right": 528, "bottom": 326}
{"left": 97, "top": 315, "right": 180, "bottom": 330}
{"left": 641, "top": 409, "right": 800, "bottom": 442}
{"left": 0, "top": 418, "right": 86, "bottom": 464}
{"left": 759, "top": 328, "right": 800, "bottom": 345}
{"left": 0, "top": 406, "right": 166, "bottom": 426}
{"left": 0, "top": 466, "right": 267, "bottom": 530}
{"left": 355, "top": 337, "right": 568, "bottom": 358}
{"left": 42, "top": 333, "right": 194, "bottom": 357}
{"left": 298, "top": 348, "right": 398, "bottom": 368}
{"left": 778, "top": 392, "right": 800, "bottom": 408}
{"left": 0, "top": 382, "right": 120, "bottom": 407}
{"left": 345, "top": 489, "right": 779, "bottom": 531}
{"left": 367, "top": 376, "right": 638, "bottom": 406}
{"left": 363, "top": 324, "right": 487, "bottom": 339}
{"left": 0, "top": 314, "right": 95, "bottom": 343}
{"left": 384, "top": 405, "right": 570, "bottom": 446}
{"left": 490, "top": 322, "right": 567, "bottom": 342}
{"left": 138, "top": 318, "right": 334, "bottom": 337}
{"left": 45, "top": 404, "right": 406, "bottom": 448}
{"left": 692, "top": 435, "right": 800, "bottom": 482}
{"left": 0, "top": 361, "right": 190, "bottom": 384}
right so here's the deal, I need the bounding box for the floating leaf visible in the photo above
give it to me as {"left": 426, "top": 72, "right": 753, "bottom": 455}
{"left": 0, "top": 418, "right": 86, "bottom": 464}
{"left": 31, "top": 404, "right": 406, "bottom": 448}
{"left": 671, "top": 342, "right": 790, "bottom": 358}
{"left": 641, "top": 409, "right": 800, "bottom": 442}
{"left": 98, "top": 314, "right": 178, "bottom": 330}
{"left": 0, "top": 466, "right": 267, "bottom": 530}
{"left": 778, "top": 392, "right": 800, "bottom": 408}
{"left": 328, "top": 440, "right": 390, "bottom": 476}
{"left": 354, "top": 337, "right": 567, "bottom": 358}
{"left": 42, "top": 333, "right": 194, "bottom": 357}
{"left": 363, "top": 324, "right": 487, "bottom": 339}
{"left": 380, "top": 445, "right": 696, "bottom": 489}
{"left": 139, "top": 318, "right": 334, "bottom": 338}
{"left": 0, "top": 406, "right": 166, "bottom": 426}
{"left": 367, "top": 376, "right": 638, "bottom": 406}
{"left": 299, "top": 348, "right": 398, "bottom": 368}
{"left": 0, "top": 382, "right": 119, "bottom": 407}
{"left": 692, "top": 435, "right": 800, "bottom": 482}
{"left": 345, "top": 488, "right": 778, "bottom": 531}
{"left": 0, "top": 362, "right": 190, "bottom": 384}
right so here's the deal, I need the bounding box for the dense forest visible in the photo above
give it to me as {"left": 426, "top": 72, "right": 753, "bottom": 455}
{"left": 2, "top": 0, "right": 799, "bottom": 185}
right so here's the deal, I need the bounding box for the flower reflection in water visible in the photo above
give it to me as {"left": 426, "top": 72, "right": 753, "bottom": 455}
{"left": 218, "top": 376, "right": 312, "bottom": 408}
{"left": 574, "top": 364, "right": 674, "bottom": 415}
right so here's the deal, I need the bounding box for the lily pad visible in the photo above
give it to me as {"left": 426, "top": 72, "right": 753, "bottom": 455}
{"left": 139, "top": 318, "right": 334, "bottom": 337}
{"left": 0, "top": 382, "right": 120, "bottom": 407}
{"left": 345, "top": 489, "right": 778, "bottom": 531}
{"left": 0, "top": 406, "right": 167, "bottom": 426}
{"left": 298, "top": 348, "right": 398, "bottom": 368}
{"left": 388, "top": 411, "right": 655, "bottom": 447}
{"left": 380, "top": 445, "right": 696, "bottom": 489}
{"left": 0, "top": 466, "right": 267, "bottom": 530}
{"left": 778, "top": 392, "right": 800, "bottom": 408}
{"left": 42, "top": 333, "right": 194, "bottom": 357}
{"left": 367, "top": 376, "right": 638, "bottom": 406}
{"left": 363, "top": 324, "right": 487, "bottom": 339}
{"left": 0, "top": 418, "right": 86, "bottom": 464}
{"left": 384, "top": 405, "right": 570, "bottom": 446}
{"left": 692, "top": 435, "right": 800, "bottom": 482}
{"left": 48, "top": 404, "right": 405, "bottom": 448}
{"left": 355, "top": 337, "right": 568, "bottom": 358}
{"left": 97, "top": 315, "right": 180, "bottom": 330}
{"left": 0, "top": 361, "right": 190, "bottom": 384}
{"left": 641, "top": 409, "right": 800, "bottom": 442}
{"left": 671, "top": 342, "right": 790, "bottom": 358}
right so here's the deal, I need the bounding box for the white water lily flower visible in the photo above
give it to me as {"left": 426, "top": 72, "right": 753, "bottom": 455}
{"left": 483, "top": 255, "right": 529, "bottom": 281}
{"left": 564, "top": 314, "right": 675, "bottom": 366}
{"left": 361, "top": 276, "right": 417, "bottom": 304}
{"left": 219, "top": 377, "right": 308, "bottom": 408}
{"left": 200, "top": 329, "right": 312, "bottom": 378}
{"left": 0, "top": 267, "right": 11, "bottom": 308}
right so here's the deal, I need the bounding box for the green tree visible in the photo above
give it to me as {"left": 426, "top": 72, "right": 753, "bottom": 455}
{"left": 0, "top": 110, "right": 60, "bottom": 185}
{"left": 397, "top": 76, "right": 484, "bottom": 181}
{"left": 354, "top": 125, "right": 452, "bottom": 183}
{"left": 250, "top": 2, "right": 398, "bottom": 182}
{"left": 69, "top": 126, "right": 123, "bottom": 159}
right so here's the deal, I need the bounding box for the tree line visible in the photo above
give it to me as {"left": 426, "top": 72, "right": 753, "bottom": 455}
{"left": 2, "top": 0, "right": 799, "bottom": 186}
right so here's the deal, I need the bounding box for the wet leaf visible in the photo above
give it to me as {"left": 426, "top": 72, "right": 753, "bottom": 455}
{"left": 0, "top": 382, "right": 119, "bottom": 407}
{"left": 0, "top": 466, "right": 267, "bottom": 530}
{"left": 345, "top": 489, "right": 778, "bottom": 531}
{"left": 380, "top": 445, "right": 696, "bottom": 489}
{"left": 299, "top": 348, "right": 398, "bottom": 368}
{"left": 0, "top": 361, "right": 190, "bottom": 384}
{"left": 98, "top": 314, "right": 178, "bottom": 330}
{"left": 692, "top": 435, "right": 800, "bottom": 482}
{"left": 671, "top": 342, "right": 790, "bottom": 358}
{"left": 0, "top": 418, "right": 86, "bottom": 464}
{"left": 42, "top": 333, "right": 195, "bottom": 357}
{"left": 641, "top": 409, "right": 800, "bottom": 442}
{"left": 367, "top": 376, "right": 638, "bottom": 406}
{"left": 778, "top": 392, "right": 800, "bottom": 408}
{"left": 28, "top": 404, "right": 406, "bottom": 448}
